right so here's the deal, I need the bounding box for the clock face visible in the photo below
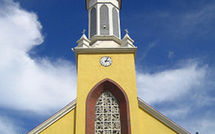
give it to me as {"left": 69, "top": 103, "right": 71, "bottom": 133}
{"left": 100, "top": 56, "right": 112, "bottom": 67}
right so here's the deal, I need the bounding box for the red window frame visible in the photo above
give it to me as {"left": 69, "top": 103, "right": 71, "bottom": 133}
{"left": 86, "top": 78, "right": 131, "bottom": 134}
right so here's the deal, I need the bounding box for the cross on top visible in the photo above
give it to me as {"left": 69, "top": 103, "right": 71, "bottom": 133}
{"left": 125, "top": 29, "right": 129, "bottom": 34}
{"left": 82, "top": 29, "right": 86, "bottom": 35}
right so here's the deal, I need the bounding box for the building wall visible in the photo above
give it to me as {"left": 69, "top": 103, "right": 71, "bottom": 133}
{"left": 40, "top": 109, "right": 76, "bottom": 134}
{"left": 75, "top": 53, "right": 140, "bottom": 134}
{"left": 38, "top": 104, "right": 178, "bottom": 134}
{"left": 138, "top": 107, "right": 177, "bottom": 134}
{"left": 38, "top": 53, "right": 179, "bottom": 134}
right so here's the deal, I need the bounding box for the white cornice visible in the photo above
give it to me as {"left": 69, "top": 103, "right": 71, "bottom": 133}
{"left": 74, "top": 47, "right": 137, "bottom": 54}
{"left": 88, "top": 2, "right": 120, "bottom": 10}
{"left": 90, "top": 35, "right": 122, "bottom": 45}
{"left": 86, "top": 0, "right": 121, "bottom": 10}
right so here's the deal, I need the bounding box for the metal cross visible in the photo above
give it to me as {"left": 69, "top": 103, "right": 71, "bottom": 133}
{"left": 82, "top": 29, "right": 86, "bottom": 34}
{"left": 125, "top": 29, "right": 129, "bottom": 34}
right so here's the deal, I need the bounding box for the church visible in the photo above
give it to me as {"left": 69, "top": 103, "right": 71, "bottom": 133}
{"left": 28, "top": 0, "right": 190, "bottom": 134}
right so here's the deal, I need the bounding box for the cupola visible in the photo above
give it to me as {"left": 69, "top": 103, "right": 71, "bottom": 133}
{"left": 86, "top": 0, "right": 122, "bottom": 39}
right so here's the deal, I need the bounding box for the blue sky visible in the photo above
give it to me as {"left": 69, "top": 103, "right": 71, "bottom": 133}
{"left": 0, "top": 0, "right": 215, "bottom": 134}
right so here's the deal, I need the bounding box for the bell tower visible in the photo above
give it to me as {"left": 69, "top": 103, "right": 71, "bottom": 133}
{"left": 74, "top": 0, "right": 140, "bottom": 134}
{"left": 28, "top": 1, "right": 190, "bottom": 134}
{"left": 86, "top": 0, "right": 121, "bottom": 39}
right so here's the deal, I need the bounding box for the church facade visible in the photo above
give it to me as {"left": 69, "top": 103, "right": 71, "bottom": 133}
{"left": 28, "top": 0, "right": 190, "bottom": 134}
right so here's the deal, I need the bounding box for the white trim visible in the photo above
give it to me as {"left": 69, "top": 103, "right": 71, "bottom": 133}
{"left": 90, "top": 35, "right": 122, "bottom": 45}
{"left": 138, "top": 98, "right": 190, "bottom": 134}
{"left": 77, "top": 34, "right": 91, "bottom": 44}
{"left": 117, "top": 8, "right": 121, "bottom": 39}
{"left": 96, "top": 4, "right": 100, "bottom": 36}
{"left": 74, "top": 47, "right": 137, "bottom": 54}
{"left": 88, "top": 8, "right": 91, "bottom": 38}
{"left": 28, "top": 99, "right": 77, "bottom": 134}
{"left": 86, "top": 0, "right": 121, "bottom": 10}
{"left": 88, "top": 2, "right": 120, "bottom": 11}
{"left": 108, "top": 4, "right": 114, "bottom": 36}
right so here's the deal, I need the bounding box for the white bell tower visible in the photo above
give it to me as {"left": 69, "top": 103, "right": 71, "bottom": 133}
{"left": 76, "top": 0, "right": 135, "bottom": 48}
{"left": 86, "top": 0, "right": 122, "bottom": 39}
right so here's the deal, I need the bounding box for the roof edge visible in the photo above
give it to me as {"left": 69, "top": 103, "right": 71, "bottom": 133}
{"left": 28, "top": 98, "right": 190, "bottom": 134}
{"left": 138, "top": 97, "right": 190, "bottom": 134}
{"left": 27, "top": 99, "right": 77, "bottom": 134}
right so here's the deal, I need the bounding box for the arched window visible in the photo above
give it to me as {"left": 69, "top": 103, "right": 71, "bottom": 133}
{"left": 112, "top": 7, "right": 119, "bottom": 37}
{"left": 95, "top": 91, "right": 121, "bottom": 134}
{"left": 90, "top": 7, "right": 97, "bottom": 38}
{"left": 100, "top": 5, "right": 109, "bottom": 35}
{"left": 86, "top": 79, "right": 131, "bottom": 134}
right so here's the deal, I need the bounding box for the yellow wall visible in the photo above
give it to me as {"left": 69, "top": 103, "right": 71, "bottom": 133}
{"left": 40, "top": 109, "right": 76, "bottom": 134}
{"left": 38, "top": 104, "right": 178, "bottom": 134}
{"left": 38, "top": 53, "right": 179, "bottom": 134}
{"left": 75, "top": 53, "right": 140, "bottom": 134}
{"left": 138, "top": 106, "right": 177, "bottom": 134}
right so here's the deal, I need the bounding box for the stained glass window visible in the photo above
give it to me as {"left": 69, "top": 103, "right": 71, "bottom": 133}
{"left": 95, "top": 91, "right": 121, "bottom": 134}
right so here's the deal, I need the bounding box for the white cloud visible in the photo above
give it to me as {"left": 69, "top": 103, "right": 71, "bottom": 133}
{"left": 168, "top": 51, "right": 174, "bottom": 59}
{"left": 175, "top": 4, "right": 215, "bottom": 38}
{"left": 0, "top": 1, "right": 214, "bottom": 134}
{"left": 139, "top": 40, "right": 159, "bottom": 60}
{"left": 0, "top": 0, "right": 76, "bottom": 114}
{"left": 137, "top": 62, "right": 207, "bottom": 103}
{"left": 161, "top": 106, "right": 190, "bottom": 119}
{"left": 0, "top": 115, "right": 20, "bottom": 134}
{"left": 192, "top": 92, "right": 215, "bottom": 107}
{"left": 132, "top": 1, "right": 215, "bottom": 39}
{"left": 182, "top": 117, "right": 215, "bottom": 134}
{"left": 197, "top": 119, "right": 215, "bottom": 134}
{"left": 136, "top": 61, "right": 215, "bottom": 134}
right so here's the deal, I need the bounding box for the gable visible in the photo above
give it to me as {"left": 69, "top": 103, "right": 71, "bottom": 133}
{"left": 28, "top": 98, "right": 189, "bottom": 134}
{"left": 138, "top": 107, "right": 177, "bottom": 134}
{"left": 28, "top": 100, "right": 76, "bottom": 134}
{"left": 138, "top": 98, "right": 190, "bottom": 134}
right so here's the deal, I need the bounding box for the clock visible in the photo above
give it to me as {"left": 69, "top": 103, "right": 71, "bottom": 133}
{"left": 100, "top": 56, "right": 112, "bottom": 67}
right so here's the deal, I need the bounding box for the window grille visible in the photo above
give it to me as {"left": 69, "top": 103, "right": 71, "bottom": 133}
{"left": 95, "top": 91, "right": 121, "bottom": 134}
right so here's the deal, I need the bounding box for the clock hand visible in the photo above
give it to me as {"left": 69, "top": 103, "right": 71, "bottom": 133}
{"left": 105, "top": 57, "right": 108, "bottom": 62}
